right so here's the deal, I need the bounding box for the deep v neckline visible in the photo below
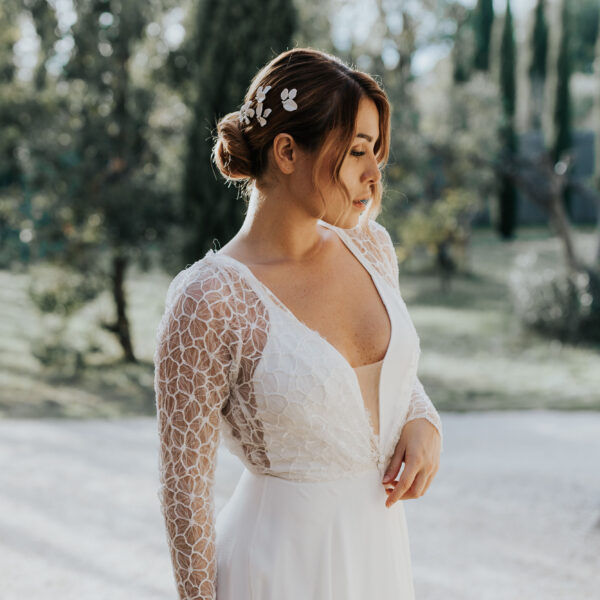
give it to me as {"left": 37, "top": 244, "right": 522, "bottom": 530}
{"left": 210, "top": 220, "right": 394, "bottom": 451}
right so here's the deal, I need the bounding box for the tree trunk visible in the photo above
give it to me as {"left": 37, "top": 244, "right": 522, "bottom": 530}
{"left": 547, "top": 181, "right": 580, "bottom": 273}
{"left": 110, "top": 253, "right": 136, "bottom": 363}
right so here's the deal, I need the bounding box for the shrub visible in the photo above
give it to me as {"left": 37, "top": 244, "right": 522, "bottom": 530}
{"left": 509, "top": 252, "right": 600, "bottom": 344}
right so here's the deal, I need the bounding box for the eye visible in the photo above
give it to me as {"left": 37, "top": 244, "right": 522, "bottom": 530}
{"left": 350, "top": 150, "right": 365, "bottom": 157}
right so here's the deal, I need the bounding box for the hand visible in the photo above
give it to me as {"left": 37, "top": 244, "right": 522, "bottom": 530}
{"left": 382, "top": 418, "right": 441, "bottom": 508}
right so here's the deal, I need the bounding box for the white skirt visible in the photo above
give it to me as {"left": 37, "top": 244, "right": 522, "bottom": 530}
{"left": 215, "top": 467, "right": 415, "bottom": 600}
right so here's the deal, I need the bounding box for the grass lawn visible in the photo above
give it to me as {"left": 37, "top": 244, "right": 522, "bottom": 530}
{"left": 400, "top": 225, "right": 599, "bottom": 411}
{"left": 0, "top": 226, "right": 598, "bottom": 419}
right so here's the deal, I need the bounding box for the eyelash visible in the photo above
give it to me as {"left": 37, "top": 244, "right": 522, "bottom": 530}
{"left": 350, "top": 150, "right": 365, "bottom": 157}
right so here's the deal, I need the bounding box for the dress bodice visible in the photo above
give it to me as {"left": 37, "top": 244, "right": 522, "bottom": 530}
{"left": 153, "top": 217, "right": 443, "bottom": 600}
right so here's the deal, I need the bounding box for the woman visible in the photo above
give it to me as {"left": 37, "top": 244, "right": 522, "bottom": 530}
{"left": 154, "top": 47, "right": 443, "bottom": 600}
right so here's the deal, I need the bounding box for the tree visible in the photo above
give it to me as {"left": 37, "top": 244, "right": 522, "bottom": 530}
{"left": 553, "top": 0, "right": 574, "bottom": 219}
{"left": 25, "top": 0, "right": 59, "bottom": 91}
{"left": 180, "top": 0, "right": 297, "bottom": 265}
{"left": 528, "top": 0, "right": 548, "bottom": 130}
{"left": 473, "top": 0, "right": 494, "bottom": 72}
{"left": 25, "top": 0, "right": 176, "bottom": 363}
{"left": 451, "top": 5, "right": 475, "bottom": 84}
{"left": 593, "top": 5, "right": 600, "bottom": 264}
{"left": 498, "top": 0, "right": 518, "bottom": 239}
{"left": 571, "top": 0, "right": 600, "bottom": 74}
{"left": 0, "top": 0, "right": 47, "bottom": 267}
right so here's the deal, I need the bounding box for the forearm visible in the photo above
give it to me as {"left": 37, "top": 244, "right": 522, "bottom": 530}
{"left": 405, "top": 376, "right": 443, "bottom": 451}
{"left": 160, "top": 487, "right": 216, "bottom": 600}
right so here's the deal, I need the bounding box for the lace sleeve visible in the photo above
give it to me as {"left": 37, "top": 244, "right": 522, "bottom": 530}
{"left": 404, "top": 376, "right": 444, "bottom": 452}
{"left": 367, "top": 219, "right": 444, "bottom": 451}
{"left": 154, "top": 266, "right": 239, "bottom": 600}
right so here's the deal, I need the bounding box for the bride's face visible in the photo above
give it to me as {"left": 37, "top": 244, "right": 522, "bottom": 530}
{"left": 317, "top": 96, "right": 382, "bottom": 228}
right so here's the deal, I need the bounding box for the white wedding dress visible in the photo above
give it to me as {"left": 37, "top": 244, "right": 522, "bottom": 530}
{"left": 153, "top": 217, "right": 443, "bottom": 600}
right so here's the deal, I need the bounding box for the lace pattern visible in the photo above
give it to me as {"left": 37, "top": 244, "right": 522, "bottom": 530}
{"left": 153, "top": 217, "right": 443, "bottom": 600}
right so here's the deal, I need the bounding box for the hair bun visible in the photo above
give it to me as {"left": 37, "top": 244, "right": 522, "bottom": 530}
{"left": 212, "top": 112, "right": 254, "bottom": 181}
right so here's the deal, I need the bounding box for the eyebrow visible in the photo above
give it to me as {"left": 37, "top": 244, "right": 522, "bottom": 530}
{"left": 356, "top": 133, "right": 376, "bottom": 142}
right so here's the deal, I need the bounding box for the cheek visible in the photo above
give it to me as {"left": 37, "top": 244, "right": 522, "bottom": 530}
{"left": 338, "top": 157, "right": 357, "bottom": 184}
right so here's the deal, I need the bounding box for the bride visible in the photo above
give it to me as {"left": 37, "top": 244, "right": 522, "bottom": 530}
{"left": 154, "top": 47, "right": 443, "bottom": 600}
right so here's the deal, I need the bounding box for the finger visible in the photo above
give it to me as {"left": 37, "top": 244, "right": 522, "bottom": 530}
{"left": 399, "top": 470, "right": 428, "bottom": 500}
{"left": 382, "top": 443, "right": 406, "bottom": 484}
{"left": 386, "top": 462, "right": 420, "bottom": 507}
{"left": 419, "top": 463, "right": 440, "bottom": 497}
{"left": 420, "top": 471, "right": 435, "bottom": 496}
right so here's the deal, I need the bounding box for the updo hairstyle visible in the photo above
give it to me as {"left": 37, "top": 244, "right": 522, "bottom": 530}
{"left": 211, "top": 47, "right": 391, "bottom": 224}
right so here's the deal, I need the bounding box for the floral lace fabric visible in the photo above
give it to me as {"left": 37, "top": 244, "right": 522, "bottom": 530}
{"left": 153, "top": 217, "right": 443, "bottom": 599}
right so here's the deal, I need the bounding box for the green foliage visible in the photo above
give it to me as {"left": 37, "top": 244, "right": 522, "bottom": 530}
{"left": 27, "top": 264, "right": 105, "bottom": 375}
{"left": 396, "top": 188, "right": 482, "bottom": 269}
{"left": 28, "top": 264, "right": 105, "bottom": 316}
{"left": 180, "top": 0, "right": 298, "bottom": 265}
{"left": 498, "top": 1, "right": 518, "bottom": 239}
{"left": 571, "top": 0, "right": 600, "bottom": 74}
{"left": 473, "top": 0, "right": 494, "bottom": 72}
{"left": 553, "top": 0, "right": 573, "bottom": 164}
{"left": 452, "top": 8, "right": 475, "bottom": 84}
{"left": 510, "top": 255, "right": 600, "bottom": 344}
{"left": 529, "top": 0, "right": 548, "bottom": 81}
{"left": 500, "top": 1, "right": 516, "bottom": 118}
{"left": 16, "top": 0, "right": 181, "bottom": 361}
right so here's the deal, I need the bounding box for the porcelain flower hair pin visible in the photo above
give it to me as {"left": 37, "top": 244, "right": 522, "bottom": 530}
{"left": 239, "top": 85, "right": 299, "bottom": 127}
{"left": 281, "top": 88, "right": 297, "bottom": 111}
{"left": 255, "top": 85, "right": 271, "bottom": 103}
{"left": 254, "top": 85, "right": 272, "bottom": 127}
{"left": 239, "top": 100, "right": 255, "bottom": 125}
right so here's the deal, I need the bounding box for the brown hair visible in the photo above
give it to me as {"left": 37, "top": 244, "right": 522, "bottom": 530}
{"left": 212, "top": 47, "right": 391, "bottom": 227}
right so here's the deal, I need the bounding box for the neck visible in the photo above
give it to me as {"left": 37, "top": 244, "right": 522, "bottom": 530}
{"left": 238, "top": 186, "right": 327, "bottom": 264}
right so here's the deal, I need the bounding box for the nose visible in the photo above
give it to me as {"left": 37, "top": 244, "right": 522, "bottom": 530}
{"left": 363, "top": 153, "right": 381, "bottom": 185}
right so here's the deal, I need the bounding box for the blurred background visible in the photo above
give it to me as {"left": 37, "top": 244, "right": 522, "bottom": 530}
{"left": 1, "top": 0, "right": 599, "bottom": 599}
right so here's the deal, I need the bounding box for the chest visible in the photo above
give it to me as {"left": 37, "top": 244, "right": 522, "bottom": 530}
{"left": 250, "top": 248, "right": 391, "bottom": 367}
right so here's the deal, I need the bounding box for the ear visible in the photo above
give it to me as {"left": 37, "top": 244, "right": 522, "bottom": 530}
{"left": 271, "top": 133, "right": 296, "bottom": 175}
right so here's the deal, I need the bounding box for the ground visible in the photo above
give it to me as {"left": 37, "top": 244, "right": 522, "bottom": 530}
{"left": 1, "top": 411, "right": 599, "bottom": 600}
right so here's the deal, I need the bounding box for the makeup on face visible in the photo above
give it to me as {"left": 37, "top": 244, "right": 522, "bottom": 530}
{"left": 352, "top": 198, "right": 370, "bottom": 210}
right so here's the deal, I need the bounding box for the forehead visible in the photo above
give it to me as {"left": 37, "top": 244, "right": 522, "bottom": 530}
{"left": 354, "top": 97, "right": 379, "bottom": 139}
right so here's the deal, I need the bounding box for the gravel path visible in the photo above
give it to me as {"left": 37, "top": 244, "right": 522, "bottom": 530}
{"left": 1, "top": 411, "right": 599, "bottom": 599}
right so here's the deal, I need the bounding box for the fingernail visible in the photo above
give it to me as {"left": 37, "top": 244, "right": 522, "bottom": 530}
{"left": 382, "top": 474, "right": 391, "bottom": 483}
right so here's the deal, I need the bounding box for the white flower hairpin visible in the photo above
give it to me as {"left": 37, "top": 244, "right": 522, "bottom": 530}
{"left": 255, "top": 85, "right": 271, "bottom": 103}
{"left": 238, "top": 85, "right": 299, "bottom": 127}
{"left": 239, "top": 100, "right": 254, "bottom": 125}
{"left": 281, "top": 88, "right": 297, "bottom": 111}
{"left": 255, "top": 86, "right": 272, "bottom": 126}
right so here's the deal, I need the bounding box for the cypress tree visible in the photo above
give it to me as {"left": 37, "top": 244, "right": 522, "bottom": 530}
{"left": 452, "top": 9, "right": 475, "bottom": 84}
{"left": 595, "top": 6, "right": 600, "bottom": 264}
{"left": 181, "top": 0, "right": 297, "bottom": 265}
{"left": 528, "top": 0, "right": 548, "bottom": 130}
{"left": 530, "top": 0, "right": 549, "bottom": 80}
{"left": 553, "top": 0, "right": 574, "bottom": 218}
{"left": 498, "top": 0, "right": 518, "bottom": 239}
{"left": 473, "top": 0, "right": 495, "bottom": 72}
{"left": 500, "top": 1, "right": 516, "bottom": 118}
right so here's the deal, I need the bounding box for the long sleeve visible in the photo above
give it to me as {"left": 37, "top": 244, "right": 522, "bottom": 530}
{"left": 404, "top": 376, "right": 444, "bottom": 452}
{"left": 369, "top": 219, "right": 444, "bottom": 450}
{"left": 154, "top": 270, "right": 238, "bottom": 600}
